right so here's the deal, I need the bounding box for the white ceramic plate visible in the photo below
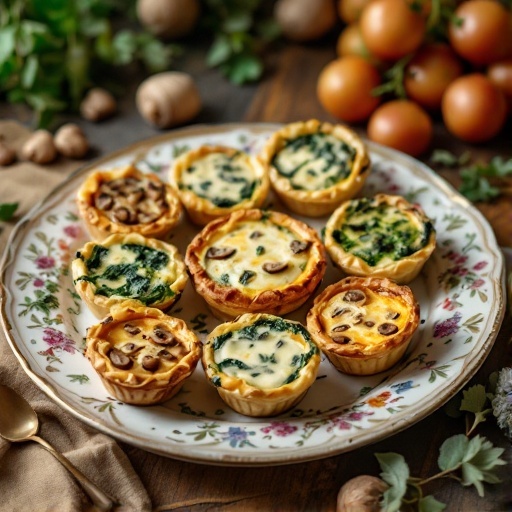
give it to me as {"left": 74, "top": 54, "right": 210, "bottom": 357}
{"left": 0, "top": 124, "right": 505, "bottom": 466}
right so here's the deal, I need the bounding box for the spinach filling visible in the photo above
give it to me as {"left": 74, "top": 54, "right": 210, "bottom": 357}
{"left": 332, "top": 198, "right": 433, "bottom": 267}
{"left": 272, "top": 133, "right": 356, "bottom": 190}
{"left": 75, "top": 243, "right": 175, "bottom": 305}
{"left": 211, "top": 317, "right": 318, "bottom": 387}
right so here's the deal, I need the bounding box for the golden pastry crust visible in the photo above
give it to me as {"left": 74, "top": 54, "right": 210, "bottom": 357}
{"left": 86, "top": 302, "right": 201, "bottom": 405}
{"left": 72, "top": 233, "right": 188, "bottom": 319}
{"left": 185, "top": 208, "right": 327, "bottom": 319}
{"left": 202, "top": 313, "right": 320, "bottom": 417}
{"left": 259, "top": 119, "right": 370, "bottom": 217}
{"left": 76, "top": 164, "right": 182, "bottom": 241}
{"left": 306, "top": 276, "right": 420, "bottom": 375}
{"left": 169, "top": 145, "right": 270, "bottom": 226}
{"left": 324, "top": 194, "right": 436, "bottom": 284}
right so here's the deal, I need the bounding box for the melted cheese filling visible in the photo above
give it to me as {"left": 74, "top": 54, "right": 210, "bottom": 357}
{"left": 213, "top": 322, "right": 311, "bottom": 389}
{"left": 332, "top": 199, "right": 432, "bottom": 267}
{"left": 201, "top": 220, "right": 310, "bottom": 294}
{"left": 272, "top": 133, "right": 356, "bottom": 191}
{"left": 180, "top": 152, "right": 258, "bottom": 207}
{"left": 320, "top": 289, "right": 409, "bottom": 348}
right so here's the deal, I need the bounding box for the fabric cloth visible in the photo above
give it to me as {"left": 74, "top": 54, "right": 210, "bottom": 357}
{"left": 0, "top": 121, "right": 152, "bottom": 512}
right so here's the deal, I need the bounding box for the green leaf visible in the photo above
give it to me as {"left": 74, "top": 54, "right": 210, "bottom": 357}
{"left": 430, "top": 149, "right": 471, "bottom": 167}
{"left": 438, "top": 434, "right": 467, "bottom": 471}
{"left": 207, "top": 34, "right": 232, "bottom": 66}
{"left": 418, "top": 495, "right": 447, "bottom": 512}
{"left": 376, "top": 452, "right": 409, "bottom": 512}
{"left": 0, "top": 26, "right": 16, "bottom": 65}
{"left": 223, "top": 53, "right": 262, "bottom": 84}
{"left": 0, "top": 202, "right": 18, "bottom": 221}
{"left": 111, "top": 30, "right": 138, "bottom": 65}
{"left": 460, "top": 385, "right": 488, "bottom": 414}
{"left": 20, "top": 54, "right": 39, "bottom": 89}
{"left": 222, "top": 11, "right": 253, "bottom": 33}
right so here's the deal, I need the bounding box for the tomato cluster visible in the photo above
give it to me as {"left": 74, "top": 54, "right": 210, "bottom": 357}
{"left": 317, "top": 0, "right": 512, "bottom": 156}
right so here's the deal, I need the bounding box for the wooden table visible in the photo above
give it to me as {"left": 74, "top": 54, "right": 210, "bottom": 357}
{"left": 5, "top": 41, "right": 512, "bottom": 511}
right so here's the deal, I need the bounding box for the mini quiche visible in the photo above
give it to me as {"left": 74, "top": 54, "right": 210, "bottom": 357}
{"left": 76, "top": 164, "right": 182, "bottom": 241}
{"left": 324, "top": 194, "right": 436, "bottom": 284}
{"left": 259, "top": 119, "right": 370, "bottom": 217}
{"left": 202, "top": 313, "right": 320, "bottom": 417}
{"left": 72, "top": 233, "right": 188, "bottom": 319}
{"left": 307, "top": 277, "right": 420, "bottom": 375}
{"left": 169, "top": 145, "right": 269, "bottom": 225}
{"left": 185, "top": 208, "right": 327, "bottom": 319}
{"left": 86, "top": 302, "right": 201, "bottom": 405}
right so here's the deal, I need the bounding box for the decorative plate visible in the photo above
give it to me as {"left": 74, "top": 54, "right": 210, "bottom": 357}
{"left": 0, "top": 124, "right": 505, "bottom": 466}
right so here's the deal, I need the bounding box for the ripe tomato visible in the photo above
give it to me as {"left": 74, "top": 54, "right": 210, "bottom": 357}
{"left": 487, "top": 59, "right": 512, "bottom": 113}
{"left": 404, "top": 43, "right": 464, "bottom": 110}
{"left": 367, "top": 100, "right": 433, "bottom": 156}
{"left": 448, "top": 0, "right": 512, "bottom": 66}
{"left": 317, "top": 56, "right": 382, "bottom": 122}
{"left": 336, "top": 23, "right": 382, "bottom": 67}
{"left": 359, "top": 0, "right": 426, "bottom": 61}
{"left": 337, "top": 0, "right": 374, "bottom": 23}
{"left": 441, "top": 73, "right": 507, "bottom": 142}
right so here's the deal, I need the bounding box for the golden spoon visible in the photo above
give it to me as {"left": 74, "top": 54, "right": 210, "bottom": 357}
{"left": 0, "top": 384, "right": 115, "bottom": 511}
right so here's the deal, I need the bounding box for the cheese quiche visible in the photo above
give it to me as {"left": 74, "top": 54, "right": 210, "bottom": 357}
{"left": 169, "top": 145, "right": 269, "bottom": 225}
{"left": 307, "top": 277, "right": 420, "bottom": 375}
{"left": 185, "top": 208, "right": 327, "bottom": 319}
{"left": 76, "top": 164, "right": 182, "bottom": 241}
{"left": 324, "top": 194, "right": 436, "bottom": 284}
{"left": 259, "top": 119, "right": 370, "bottom": 217}
{"left": 86, "top": 302, "right": 201, "bottom": 405}
{"left": 202, "top": 313, "right": 320, "bottom": 417}
{"left": 72, "top": 233, "right": 188, "bottom": 318}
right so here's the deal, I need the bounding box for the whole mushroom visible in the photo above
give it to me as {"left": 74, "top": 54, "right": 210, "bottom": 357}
{"left": 54, "top": 124, "right": 89, "bottom": 159}
{"left": 136, "top": 71, "right": 201, "bottom": 129}
{"left": 80, "top": 88, "right": 117, "bottom": 122}
{"left": 21, "top": 130, "right": 57, "bottom": 165}
{"left": 337, "top": 475, "right": 388, "bottom": 512}
{"left": 136, "top": 0, "right": 200, "bottom": 39}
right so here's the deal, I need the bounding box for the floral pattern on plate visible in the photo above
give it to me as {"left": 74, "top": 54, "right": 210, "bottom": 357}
{"left": 0, "top": 124, "right": 504, "bottom": 465}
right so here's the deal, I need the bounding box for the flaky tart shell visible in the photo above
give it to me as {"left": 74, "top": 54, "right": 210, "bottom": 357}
{"left": 86, "top": 302, "right": 201, "bottom": 405}
{"left": 202, "top": 313, "right": 321, "bottom": 417}
{"left": 259, "top": 119, "right": 371, "bottom": 217}
{"left": 185, "top": 208, "right": 327, "bottom": 319}
{"left": 169, "top": 145, "right": 270, "bottom": 226}
{"left": 324, "top": 194, "right": 436, "bottom": 284}
{"left": 76, "top": 164, "right": 182, "bottom": 241}
{"left": 72, "top": 233, "right": 188, "bottom": 319}
{"left": 306, "top": 276, "right": 420, "bottom": 375}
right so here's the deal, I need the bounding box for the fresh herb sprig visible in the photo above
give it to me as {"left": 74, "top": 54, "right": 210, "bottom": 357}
{"left": 0, "top": 202, "right": 18, "bottom": 221}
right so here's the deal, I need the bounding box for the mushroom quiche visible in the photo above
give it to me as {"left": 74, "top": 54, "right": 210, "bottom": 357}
{"left": 202, "top": 313, "right": 320, "bottom": 417}
{"left": 76, "top": 164, "right": 182, "bottom": 241}
{"left": 72, "top": 233, "right": 188, "bottom": 319}
{"left": 86, "top": 302, "right": 201, "bottom": 405}
{"left": 324, "top": 194, "right": 436, "bottom": 284}
{"left": 259, "top": 119, "right": 370, "bottom": 217}
{"left": 307, "top": 277, "right": 420, "bottom": 376}
{"left": 169, "top": 145, "right": 269, "bottom": 225}
{"left": 185, "top": 209, "right": 327, "bottom": 319}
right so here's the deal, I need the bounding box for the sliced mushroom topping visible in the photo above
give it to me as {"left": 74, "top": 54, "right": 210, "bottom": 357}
{"left": 353, "top": 313, "right": 363, "bottom": 325}
{"left": 108, "top": 348, "right": 133, "bottom": 370}
{"left": 262, "top": 261, "right": 288, "bottom": 274}
{"left": 331, "top": 307, "right": 350, "bottom": 318}
{"left": 386, "top": 311, "right": 401, "bottom": 320}
{"left": 147, "top": 181, "right": 165, "bottom": 200}
{"left": 142, "top": 355, "right": 160, "bottom": 372}
{"left": 378, "top": 323, "right": 399, "bottom": 336}
{"left": 332, "top": 324, "right": 350, "bottom": 332}
{"left": 126, "top": 189, "right": 144, "bottom": 205}
{"left": 365, "top": 320, "right": 375, "bottom": 327}
{"left": 119, "top": 343, "right": 141, "bottom": 355}
{"left": 101, "top": 315, "right": 113, "bottom": 325}
{"left": 249, "top": 230, "right": 263, "bottom": 239}
{"left": 152, "top": 325, "right": 175, "bottom": 345}
{"left": 158, "top": 349, "right": 177, "bottom": 361}
{"left": 290, "top": 240, "right": 310, "bottom": 254}
{"left": 95, "top": 193, "right": 114, "bottom": 211}
{"left": 206, "top": 246, "right": 236, "bottom": 260}
{"left": 112, "top": 206, "right": 135, "bottom": 224}
{"left": 137, "top": 211, "right": 160, "bottom": 224}
{"left": 123, "top": 323, "right": 141, "bottom": 336}
{"left": 343, "top": 290, "right": 366, "bottom": 305}
{"left": 332, "top": 334, "right": 351, "bottom": 344}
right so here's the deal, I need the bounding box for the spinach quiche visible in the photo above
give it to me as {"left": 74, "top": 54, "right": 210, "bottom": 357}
{"left": 259, "top": 119, "right": 370, "bottom": 217}
{"left": 306, "top": 277, "right": 420, "bottom": 375}
{"left": 169, "top": 145, "right": 269, "bottom": 226}
{"left": 86, "top": 302, "right": 201, "bottom": 405}
{"left": 72, "top": 233, "right": 188, "bottom": 318}
{"left": 76, "top": 164, "right": 182, "bottom": 241}
{"left": 185, "top": 208, "right": 327, "bottom": 319}
{"left": 202, "top": 313, "right": 320, "bottom": 417}
{"left": 324, "top": 194, "right": 436, "bottom": 284}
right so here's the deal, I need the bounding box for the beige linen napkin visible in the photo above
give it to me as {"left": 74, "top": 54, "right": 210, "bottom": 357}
{"left": 0, "top": 121, "right": 151, "bottom": 512}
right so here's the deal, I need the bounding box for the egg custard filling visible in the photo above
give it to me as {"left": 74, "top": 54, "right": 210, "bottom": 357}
{"left": 272, "top": 133, "right": 357, "bottom": 191}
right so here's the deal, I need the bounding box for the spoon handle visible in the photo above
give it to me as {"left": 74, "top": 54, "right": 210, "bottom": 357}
{"left": 30, "top": 434, "right": 115, "bottom": 511}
